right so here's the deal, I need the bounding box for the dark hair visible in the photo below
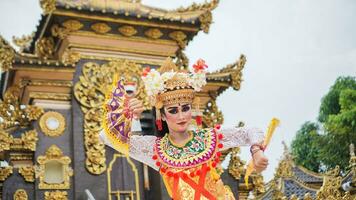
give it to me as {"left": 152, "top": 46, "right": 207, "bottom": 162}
{"left": 152, "top": 107, "right": 169, "bottom": 137}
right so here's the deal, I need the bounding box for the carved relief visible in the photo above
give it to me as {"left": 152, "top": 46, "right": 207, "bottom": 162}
{"left": 21, "top": 130, "right": 38, "bottom": 151}
{"left": 0, "top": 36, "right": 15, "bottom": 72}
{"left": 0, "top": 131, "right": 13, "bottom": 151}
{"left": 0, "top": 166, "right": 13, "bottom": 181}
{"left": 61, "top": 49, "right": 81, "bottom": 65}
{"left": 44, "top": 190, "right": 68, "bottom": 200}
{"left": 74, "top": 60, "right": 149, "bottom": 174}
{"left": 118, "top": 26, "right": 137, "bottom": 37}
{"left": 12, "top": 33, "right": 34, "bottom": 52}
{"left": 91, "top": 23, "right": 111, "bottom": 34}
{"left": 169, "top": 31, "right": 187, "bottom": 48}
{"left": 40, "top": 111, "right": 66, "bottom": 137}
{"left": 203, "top": 100, "right": 223, "bottom": 127}
{"left": 228, "top": 147, "right": 245, "bottom": 180}
{"left": 13, "top": 189, "right": 28, "bottom": 200}
{"left": 0, "top": 85, "right": 44, "bottom": 130}
{"left": 145, "top": 28, "right": 163, "bottom": 39}
{"left": 37, "top": 145, "right": 73, "bottom": 189}
{"left": 40, "top": 0, "right": 56, "bottom": 14}
{"left": 35, "top": 37, "right": 55, "bottom": 59}
{"left": 19, "top": 166, "right": 35, "bottom": 182}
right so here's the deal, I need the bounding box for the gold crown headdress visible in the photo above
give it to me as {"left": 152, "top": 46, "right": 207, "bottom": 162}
{"left": 142, "top": 57, "right": 208, "bottom": 130}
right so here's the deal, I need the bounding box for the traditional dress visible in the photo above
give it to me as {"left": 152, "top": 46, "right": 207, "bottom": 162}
{"left": 100, "top": 58, "right": 264, "bottom": 200}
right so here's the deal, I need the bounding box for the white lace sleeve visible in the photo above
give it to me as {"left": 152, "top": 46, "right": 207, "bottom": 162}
{"left": 129, "top": 135, "right": 158, "bottom": 171}
{"left": 219, "top": 126, "right": 264, "bottom": 150}
{"left": 99, "top": 130, "right": 158, "bottom": 171}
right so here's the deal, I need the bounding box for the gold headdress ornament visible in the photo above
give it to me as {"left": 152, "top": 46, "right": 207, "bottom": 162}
{"left": 142, "top": 57, "right": 208, "bottom": 130}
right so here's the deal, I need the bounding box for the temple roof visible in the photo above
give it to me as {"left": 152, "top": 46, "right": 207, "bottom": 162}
{"left": 51, "top": 0, "right": 219, "bottom": 27}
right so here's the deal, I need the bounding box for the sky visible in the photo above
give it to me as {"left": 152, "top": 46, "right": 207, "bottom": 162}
{"left": 0, "top": 0, "right": 355, "bottom": 181}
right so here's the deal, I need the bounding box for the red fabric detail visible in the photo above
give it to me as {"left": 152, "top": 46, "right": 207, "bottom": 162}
{"left": 156, "top": 119, "right": 162, "bottom": 131}
{"left": 218, "top": 143, "right": 223, "bottom": 148}
{"left": 196, "top": 116, "right": 203, "bottom": 126}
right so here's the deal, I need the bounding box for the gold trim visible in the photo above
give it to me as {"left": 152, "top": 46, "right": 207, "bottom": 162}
{"left": 68, "top": 42, "right": 174, "bottom": 57}
{"left": 53, "top": 10, "right": 200, "bottom": 32}
{"left": 71, "top": 30, "right": 178, "bottom": 46}
{"left": 39, "top": 111, "right": 66, "bottom": 137}
{"left": 91, "top": 23, "right": 112, "bottom": 34}
{"left": 44, "top": 190, "right": 68, "bottom": 200}
{"left": 118, "top": 25, "right": 138, "bottom": 37}
{"left": 79, "top": 54, "right": 163, "bottom": 66}
{"left": 19, "top": 166, "right": 35, "bottom": 182}
{"left": 13, "top": 66, "right": 75, "bottom": 72}
{"left": 0, "top": 36, "right": 15, "bottom": 72}
{"left": 37, "top": 145, "right": 73, "bottom": 189}
{"left": 0, "top": 130, "right": 13, "bottom": 151}
{"left": 14, "top": 189, "right": 28, "bottom": 200}
{"left": 107, "top": 154, "right": 140, "bottom": 200}
{"left": 144, "top": 28, "right": 163, "bottom": 39}
{"left": 35, "top": 37, "right": 55, "bottom": 59}
{"left": 62, "top": 19, "right": 83, "bottom": 31}
{"left": 40, "top": 0, "right": 56, "bottom": 15}
{"left": 29, "top": 92, "right": 71, "bottom": 101}
{"left": 0, "top": 166, "right": 13, "bottom": 181}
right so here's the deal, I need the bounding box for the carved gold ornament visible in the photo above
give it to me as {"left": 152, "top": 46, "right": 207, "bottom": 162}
{"left": 44, "top": 190, "right": 68, "bottom": 200}
{"left": 40, "top": 111, "right": 66, "bottom": 137}
{"left": 35, "top": 37, "right": 55, "bottom": 59}
{"left": 169, "top": 31, "right": 187, "bottom": 48}
{"left": 199, "top": 11, "right": 213, "bottom": 33}
{"left": 0, "top": 166, "right": 13, "bottom": 181}
{"left": 203, "top": 100, "right": 223, "bottom": 127}
{"left": 0, "top": 36, "right": 15, "bottom": 72}
{"left": 145, "top": 28, "right": 163, "bottom": 39}
{"left": 0, "top": 86, "right": 44, "bottom": 130}
{"left": 37, "top": 145, "right": 73, "bottom": 189}
{"left": 19, "top": 166, "right": 35, "bottom": 182}
{"left": 62, "top": 20, "right": 83, "bottom": 31}
{"left": 40, "top": 0, "right": 56, "bottom": 15}
{"left": 12, "top": 33, "right": 34, "bottom": 52}
{"left": 0, "top": 130, "right": 13, "bottom": 151}
{"left": 21, "top": 130, "right": 38, "bottom": 151}
{"left": 74, "top": 60, "right": 150, "bottom": 174}
{"left": 61, "top": 49, "right": 81, "bottom": 65}
{"left": 13, "top": 189, "right": 28, "bottom": 200}
{"left": 118, "top": 26, "right": 138, "bottom": 37}
{"left": 275, "top": 142, "right": 294, "bottom": 178}
{"left": 228, "top": 147, "right": 245, "bottom": 180}
{"left": 91, "top": 23, "right": 111, "bottom": 34}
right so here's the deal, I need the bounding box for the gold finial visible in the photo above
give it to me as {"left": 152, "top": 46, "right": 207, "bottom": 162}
{"left": 159, "top": 57, "right": 179, "bottom": 73}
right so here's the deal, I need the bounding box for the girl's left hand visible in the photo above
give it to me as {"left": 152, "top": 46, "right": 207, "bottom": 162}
{"left": 252, "top": 150, "right": 269, "bottom": 173}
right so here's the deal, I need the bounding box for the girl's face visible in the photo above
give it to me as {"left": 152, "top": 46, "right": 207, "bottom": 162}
{"left": 162, "top": 103, "right": 192, "bottom": 134}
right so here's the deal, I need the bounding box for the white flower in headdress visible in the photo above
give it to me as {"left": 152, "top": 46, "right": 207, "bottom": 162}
{"left": 190, "top": 72, "right": 207, "bottom": 92}
{"left": 142, "top": 69, "right": 164, "bottom": 96}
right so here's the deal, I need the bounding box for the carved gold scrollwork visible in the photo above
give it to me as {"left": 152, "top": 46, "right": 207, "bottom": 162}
{"left": 0, "top": 166, "right": 13, "bottom": 181}
{"left": 316, "top": 166, "right": 342, "bottom": 200}
{"left": 44, "top": 190, "right": 68, "bottom": 200}
{"left": 169, "top": 31, "right": 187, "bottom": 48}
{"left": 40, "top": 0, "right": 56, "bottom": 15}
{"left": 91, "top": 23, "right": 111, "bottom": 34}
{"left": 12, "top": 33, "right": 34, "bottom": 52}
{"left": 203, "top": 100, "right": 223, "bottom": 127}
{"left": 61, "top": 49, "right": 81, "bottom": 65}
{"left": 199, "top": 11, "right": 213, "bottom": 33}
{"left": 216, "top": 55, "right": 246, "bottom": 91}
{"left": 19, "top": 166, "right": 35, "bottom": 182}
{"left": 22, "top": 130, "right": 38, "bottom": 151}
{"left": 0, "top": 36, "right": 15, "bottom": 72}
{"left": 0, "top": 130, "right": 13, "bottom": 151}
{"left": 51, "top": 20, "right": 83, "bottom": 40}
{"left": 275, "top": 142, "right": 294, "bottom": 178}
{"left": 0, "top": 86, "right": 44, "bottom": 130}
{"left": 40, "top": 111, "right": 66, "bottom": 137}
{"left": 13, "top": 189, "right": 28, "bottom": 200}
{"left": 35, "top": 37, "right": 55, "bottom": 59}
{"left": 228, "top": 147, "right": 245, "bottom": 180}
{"left": 37, "top": 145, "right": 73, "bottom": 189}
{"left": 145, "top": 28, "right": 163, "bottom": 39}
{"left": 118, "top": 26, "right": 138, "bottom": 37}
{"left": 175, "top": 49, "right": 189, "bottom": 69}
{"left": 74, "top": 60, "right": 150, "bottom": 174}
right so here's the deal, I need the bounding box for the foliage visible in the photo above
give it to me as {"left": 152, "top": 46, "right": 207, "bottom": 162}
{"left": 291, "top": 76, "right": 356, "bottom": 172}
{"left": 291, "top": 122, "right": 322, "bottom": 172}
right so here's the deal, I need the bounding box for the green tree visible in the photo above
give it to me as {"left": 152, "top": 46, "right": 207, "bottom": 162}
{"left": 291, "top": 122, "right": 322, "bottom": 172}
{"left": 319, "top": 88, "right": 356, "bottom": 170}
{"left": 291, "top": 76, "right": 356, "bottom": 172}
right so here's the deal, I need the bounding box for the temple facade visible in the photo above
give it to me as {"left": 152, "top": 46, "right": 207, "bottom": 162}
{"left": 0, "top": 1, "right": 260, "bottom": 200}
